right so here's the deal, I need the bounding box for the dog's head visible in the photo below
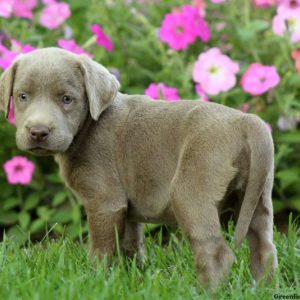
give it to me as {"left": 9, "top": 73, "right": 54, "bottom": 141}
{"left": 0, "top": 47, "right": 119, "bottom": 155}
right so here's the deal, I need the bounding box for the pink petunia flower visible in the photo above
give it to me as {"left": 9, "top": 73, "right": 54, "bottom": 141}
{"left": 211, "top": 0, "right": 226, "bottom": 3}
{"left": 239, "top": 103, "right": 250, "bottom": 113}
{"left": 0, "top": 0, "right": 14, "bottom": 17}
{"left": 8, "top": 99, "right": 15, "bottom": 125}
{"left": 192, "top": 48, "right": 239, "bottom": 96}
{"left": 192, "top": 0, "right": 206, "bottom": 16}
{"left": 90, "top": 24, "right": 114, "bottom": 52}
{"left": 159, "top": 11, "right": 196, "bottom": 51}
{"left": 195, "top": 84, "right": 209, "bottom": 102}
{"left": 291, "top": 49, "right": 300, "bottom": 74}
{"left": 159, "top": 5, "right": 210, "bottom": 51}
{"left": 0, "top": 47, "right": 17, "bottom": 70}
{"left": 181, "top": 5, "right": 211, "bottom": 42}
{"left": 277, "top": 115, "right": 297, "bottom": 131}
{"left": 253, "top": 0, "right": 275, "bottom": 7}
{"left": 10, "top": 39, "right": 35, "bottom": 53}
{"left": 42, "top": 0, "right": 56, "bottom": 4}
{"left": 0, "top": 39, "right": 35, "bottom": 70}
{"left": 13, "top": 0, "right": 38, "bottom": 19}
{"left": 3, "top": 156, "right": 35, "bottom": 185}
{"left": 40, "top": 2, "right": 71, "bottom": 30}
{"left": 272, "top": 4, "right": 300, "bottom": 43}
{"left": 145, "top": 83, "right": 180, "bottom": 101}
{"left": 57, "top": 39, "right": 93, "bottom": 57}
{"left": 241, "top": 63, "right": 280, "bottom": 96}
{"left": 277, "top": 0, "right": 300, "bottom": 9}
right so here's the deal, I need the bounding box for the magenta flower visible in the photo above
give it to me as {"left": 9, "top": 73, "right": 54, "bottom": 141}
{"left": 0, "top": 39, "right": 35, "bottom": 70}
{"left": 0, "top": 0, "right": 38, "bottom": 19}
{"left": 272, "top": 5, "right": 300, "bottom": 43}
{"left": 159, "top": 5, "right": 210, "bottom": 51}
{"left": 90, "top": 24, "right": 114, "bottom": 52}
{"left": 145, "top": 83, "right": 180, "bottom": 101}
{"left": 195, "top": 84, "right": 209, "bottom": 102}
{"left": 181, "top": 5, "right": 210, "bottom": 42}
{"left": 40, "top": 2, "right": 71, "bottom": 30}
{"left": 13, "top": 0, "right": 38, "bottom": 19}
{"left": 10, "top": 39, "right": 35, "bottom": 53}
{"left": 0, "top": 46, "right": 17, "bottom": 70}
{"left": 0, "top": 0, "right": 14, "bottom": 17}
{"left": 241, "top": 63, "right": 280, "bottom": 96}
{"left": 8, "top": 99, "right": 15, "bottom": 125}
{"left": 192, "top": 0, "right": 206, "bottom": 16}
{"left": 239, "top": 103, "right": 250, "bottom": 113}
{"left": 192, "top": 48, "right": 239, "bottom": 95}
{"left": 159, "top": 11, "right": 196, "bottom": 51}
{"left": 253, "top": 0, "right": 275, "bottom": 7}
{"left": 57, "top": 39, "right": 93, "bottom": 57}
{"left": 42, "top": 0, "right": 57, "bottom": 4}
{"left": 277, "top": 0, "right": 300, "bottom": 9}
{"left": 3, "top": 156, "right": 35, "bottom": 185}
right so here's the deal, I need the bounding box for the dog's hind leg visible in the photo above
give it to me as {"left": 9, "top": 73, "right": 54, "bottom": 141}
{"left": 121, "top": 220, "right": 144, "bottom": 263}
{"left": 171, "top": 185, "right": 235, "bottom": 288}
{"left": 170, "top": 147, "right": 237, "bottom": 288}
{"left": 247, "top": 173, "right": 278, "bottom": 282}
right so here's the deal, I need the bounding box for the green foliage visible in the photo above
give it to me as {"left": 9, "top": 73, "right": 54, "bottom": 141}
{"left": 0, "top": 0, "right": 299, "bottom": 242}
{"left": 0, "top": 223, "right": 299, "bottom": 299}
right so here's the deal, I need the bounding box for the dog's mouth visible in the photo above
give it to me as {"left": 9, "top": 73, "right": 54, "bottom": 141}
{"left": 28, "top": 147, "right": 55, "bottom": 156}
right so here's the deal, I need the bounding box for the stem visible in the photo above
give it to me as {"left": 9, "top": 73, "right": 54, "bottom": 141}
{"left": 244, "top": 0, "right": 250, "bottom": 27}
{"left": 17, "top": 185, "right": 23, "bottom": 206}
{"left": 82, "top": 35, "right": 97, "bottom": 49}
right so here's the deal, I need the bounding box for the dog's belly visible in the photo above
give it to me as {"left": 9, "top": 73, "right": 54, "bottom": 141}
{"left": 127, "top": 202, "right": 177, "bottom": 224}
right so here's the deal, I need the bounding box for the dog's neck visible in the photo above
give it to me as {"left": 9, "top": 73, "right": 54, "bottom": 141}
{"left": 70, "top": 114, "right": 94, "bottom": 155}
{"left": 54, "top": 109, "right": 93, "bottom": 162}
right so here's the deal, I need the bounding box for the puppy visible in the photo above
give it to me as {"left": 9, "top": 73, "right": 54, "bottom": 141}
{"left": 0, "top": 48, "right": 277, "bottom": 288}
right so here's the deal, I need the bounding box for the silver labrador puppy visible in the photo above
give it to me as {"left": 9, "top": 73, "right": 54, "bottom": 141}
{"left": 0, "top": 48, "right": 277, "bottom": 288}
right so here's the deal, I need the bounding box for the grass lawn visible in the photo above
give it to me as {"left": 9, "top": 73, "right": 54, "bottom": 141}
{"left": 0, "top": 223, "right": 299, "bottom": 300}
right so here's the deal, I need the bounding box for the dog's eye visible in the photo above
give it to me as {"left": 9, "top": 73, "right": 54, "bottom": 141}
{"left": 18, "top": 93, "right": 27, "bottom": 102}
{"left": 62, "top": 95, "right": 72, "bottom": 104}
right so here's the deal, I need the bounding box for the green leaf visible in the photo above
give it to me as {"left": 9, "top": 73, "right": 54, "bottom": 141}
{"left": 288, "top": 198, "right": 300, "bottom": 212}
{"left": 18, "top": 211, "right": 31, "bottom": 229}
{"left": 0, "top": 212, "right": 18, "bottom": 225}
{"left": 24, "top": 194, "right": 40, "bottom": 211}
{"left": 53, "top": 191, "right": 67, "bottom": 207}
{"left": 37, "top": 207, "right": 53, "bottom": 222}
{"left": 50, "top": 209, "right": 72, "bottom": 223}
{"left": 30, "top": 219, "right": 45, "bottom": 234}
{"left": 276, "top": 132, "right": 300, "bottom": 144}
{"left": 45, "top": 174, "right": 62, "bottom": 184}
{"left": 249, "top": 20, "right": 269, "bottom": 32}
{"left": 287, "top": 74, "right": 300, "bottom": 87}
{"left": 276, "top": 168, "right": 300, "bottom": 190}
{"left": 2, "top": 197, "right": 20, "bottom": 211}
{"left": 71, "top": 207, "right": 81, "bottom": 222}
{"left": 7, "top": 226, "right": 28, "bottom": 244}
{"left": 272, "top": 199, "right": 286, "bottom": 213}
{"left": 65, "top": 223, "right": 81, "bottom": 240}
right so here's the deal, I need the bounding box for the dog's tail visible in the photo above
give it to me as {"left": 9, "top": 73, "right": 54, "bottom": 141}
{"left": 234, "top": 114, "right": 274, "bottom": 247}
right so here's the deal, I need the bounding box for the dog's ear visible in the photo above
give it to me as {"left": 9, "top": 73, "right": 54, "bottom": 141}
{"left": 79, "top": 55, "right": 120, "bottom": 121}
{"left": 0, "top": 61, "right": 18, "bottom": 118}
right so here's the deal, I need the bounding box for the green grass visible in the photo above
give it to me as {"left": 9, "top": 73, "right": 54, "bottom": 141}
{"left": 0, "top": 223, "right": 299, "bottom": 300}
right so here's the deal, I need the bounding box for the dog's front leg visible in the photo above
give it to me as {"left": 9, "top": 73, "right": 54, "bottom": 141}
{"left": 86, "top": 205, "right": 127, "bottom": 260}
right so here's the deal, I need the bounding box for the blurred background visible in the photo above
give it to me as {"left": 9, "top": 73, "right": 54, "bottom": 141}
{"left": 0, "top": 0, "right": 299, "bottom": 243}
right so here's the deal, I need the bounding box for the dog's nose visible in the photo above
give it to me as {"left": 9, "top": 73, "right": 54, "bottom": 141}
{"left": 30, "top": 125, "right": 50, "bottom": 142}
